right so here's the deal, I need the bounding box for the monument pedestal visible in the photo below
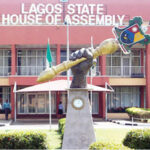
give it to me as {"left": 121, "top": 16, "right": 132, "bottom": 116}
{"left": 62, "top": 88, "right": 96, "bottom": 149}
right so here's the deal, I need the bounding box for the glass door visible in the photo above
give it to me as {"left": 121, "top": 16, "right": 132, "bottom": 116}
{"left": 37, "top": 94, "right": 46, "bottom": 113}
{"left": 28, "top": 94, "right": 36, "bottom": 113}
{"left": 27, "top": 93, "right": 57, "bottom": 114}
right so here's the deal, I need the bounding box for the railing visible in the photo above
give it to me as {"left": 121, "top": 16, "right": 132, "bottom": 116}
{"left": 16, "top": 65, "right": 101, "bottom": 77}
{"left": 0, "top": 66, "right": 11, "bottom": 76}
{"left": 106, "top": 66, "right": 145, "bottom": 77}
{"left": 17, "top": 66, "right": 46, "bottom": 76}
{"left": 0, "top": 66, "right": 145, "bottom": 77}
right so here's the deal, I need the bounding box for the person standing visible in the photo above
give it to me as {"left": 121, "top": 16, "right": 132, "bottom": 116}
{"left": 3, "top": 100, "right": 11, "bottom": 120}
{"left": 58, "top": 101, "right": 63, "bottom": 119}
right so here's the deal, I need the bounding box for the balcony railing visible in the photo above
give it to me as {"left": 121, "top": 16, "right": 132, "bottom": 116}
{"left": 3, "top": 66, "right": 143, "bottom": 78}
{"left": 106, "top": 66, "right": 145, "bottom": 77}
{"left": 0, "top": 66, "right": 11, "bottom": 76}
{"left": 16, "top": 65, "right": 101, "bottom": 77}
{"left": 17, "top": 66, "right": 46, "bottom": 76}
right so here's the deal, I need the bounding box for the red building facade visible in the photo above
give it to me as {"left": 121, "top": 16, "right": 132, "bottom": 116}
{"left": 0, "top": 0, "right": 150, "bottom": 119}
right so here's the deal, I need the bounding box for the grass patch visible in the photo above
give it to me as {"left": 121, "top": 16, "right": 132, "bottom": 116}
{"left": 0, "top": 128, "right": 132, "bottom": 149}
{"left": 95, "top": 128, "right": 132, "bottom": 149}
{"left": 46, "top": 130, "right": 62, "bottom": 150}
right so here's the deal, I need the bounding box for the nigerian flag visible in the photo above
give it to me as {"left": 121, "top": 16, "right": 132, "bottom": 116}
{"left": 46, "top": 39, "right": 52, "bottom": 68}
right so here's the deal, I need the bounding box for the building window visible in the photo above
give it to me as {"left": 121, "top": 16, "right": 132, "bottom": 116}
{"left": 17, "top": 92, "right": 56, "bottom": 114}
{"left": 106, "top": 49, "right": 144, "bottom": 77}
{"left": 0, "top": 87, "right": 11, "bottom": 105}
{"left": 17, "top": 94, "right": 27, "bottom": 113}
{"left": 107, "top": 87, "right": 140, "bottom": 112}
{"left": 17, "top": 49, "right": 56, "bottom": 75}
{"left": 0, "top": 50, "right": 11, "bottom": 76}
{"left": 89, "top": 92, "right": 99, "bottom": 114}
{"left": 60, "top": 50, "right": 67, "bottom": 76}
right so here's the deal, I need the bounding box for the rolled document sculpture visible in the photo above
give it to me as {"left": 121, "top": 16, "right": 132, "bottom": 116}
{"left": 37, "top": 38, "right": 119, "bottom": 82}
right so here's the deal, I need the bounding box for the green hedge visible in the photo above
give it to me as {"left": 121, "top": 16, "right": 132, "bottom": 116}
{"left": 0, "top": 130, "right": 47, "bottom": 149}
{"left": 126, "top": 107, "right": 150, "bottom": 119}
{"left": 123, "top": 129, "right": 150, "bottom": 149}
{"left": 58, "top": 118, "right": 66, "bottom": 139}
{"left": 89, "top": 142, "right": 125, "bottom": 150}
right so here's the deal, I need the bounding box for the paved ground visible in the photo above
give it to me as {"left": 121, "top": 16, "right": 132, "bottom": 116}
{"left": 0, "top": 118, "right": 150, "bottom": 130}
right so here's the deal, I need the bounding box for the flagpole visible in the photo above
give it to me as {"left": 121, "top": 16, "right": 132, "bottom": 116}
{"left": 47, "top": 38, "right": 52, "bottom": 129}
{"left": 105, "top": 82, "right": 108, "bottom": 121}
{"left": 13, "top": 82, "right": 17, "bottom": 122}
{"left": 66, "top": 20, "right": 70, "bottom": 88}
{"left": 14, "top": 91, "right": 16, "bottom": 122}
{"left": 90, "top": 36, "right": 93, "bottom": 114}
{"left": 49, "top": 90, "right": 51, "bottom": 130}
{"left": 48, "top": 38, "right": 50, "bottom": 44}
{"left": 66, "top": 19, "right": 70, "bottom": 107}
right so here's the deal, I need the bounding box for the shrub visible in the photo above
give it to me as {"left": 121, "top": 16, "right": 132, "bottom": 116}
{"left": 126, "top": 107, "right": 150, "bottom": 119}
{"left": 89, "top": 142, "right": 125, "bottom": 150}
{"left": 58, "top": 118, "right": 66, "bottom": 138}
{"left": 123, "top": 129, "right": 150, "bottom": 149}
{"left": 0, "top": 130, "right": 47, "bottom": 149}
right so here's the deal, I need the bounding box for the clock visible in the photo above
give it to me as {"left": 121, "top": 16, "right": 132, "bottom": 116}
{"left": 72, "top": 97, "right": 84, "bottom": 110}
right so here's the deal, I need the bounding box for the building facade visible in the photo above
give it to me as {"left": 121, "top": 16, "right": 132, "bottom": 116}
{"left": 0, "top": 0, "right": 150, "bottom": 119}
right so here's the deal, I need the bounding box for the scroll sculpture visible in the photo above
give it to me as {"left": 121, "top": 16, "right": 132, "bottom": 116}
{"left": 37, "top": 38, "right": 119, "bottom": 83}
{"left": 37, "top": 16, "right": 150, "bottom": 149}
{"left": 37, "top": 16, "right": 150, "bottom": 83}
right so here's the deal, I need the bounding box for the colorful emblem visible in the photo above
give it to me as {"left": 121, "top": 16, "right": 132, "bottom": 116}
{"left": 113, "top": 17, "right": 150, "bottom": 54}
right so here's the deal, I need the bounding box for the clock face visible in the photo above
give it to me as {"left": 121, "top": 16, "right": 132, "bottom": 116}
{"left": 72, "top": 98, "right": 84, "bottom": 110}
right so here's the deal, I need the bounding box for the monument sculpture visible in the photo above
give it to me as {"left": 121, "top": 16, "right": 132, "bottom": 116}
{"left": 37, "top": 17, "right": 150, "bottom": 149}
{"left": 70, "top": 47, "right": 94, "bottom": 88}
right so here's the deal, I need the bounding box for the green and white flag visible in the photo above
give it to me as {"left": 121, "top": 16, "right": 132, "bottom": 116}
{"left": 46, "top": 39, "right": 52, "bottom": 69}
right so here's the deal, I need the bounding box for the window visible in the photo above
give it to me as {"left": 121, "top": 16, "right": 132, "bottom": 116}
{"left": 106, "top": 51, "right": 122, "bottom": 76}
{"left": 0, "top": 50, "right": 11, "bottom": 76}
{"left": 60, "top": 50, "right": 67, "bottom": 76}
{"left": 89, "top": 92, "right": 99, "bottom": 114}
{"left": 107, "top": 87, "right": 140, "bottom": 112}
{"left": 17, "top": 92, "right": 56, "bottom": 114}
{"left": 17, "top": 49, "right": 56, "bottom": 75}
{"left": 17, "top": 94, "right": 27, "bottom": 113}
{"left": 106, "top": 48, "right": 144, "bottom": 77}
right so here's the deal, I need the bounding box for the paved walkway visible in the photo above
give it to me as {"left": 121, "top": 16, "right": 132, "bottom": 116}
{"left": 108, "top": 119, "right": 150, "bottom": 127}
{"left": 0, "top": 119, "right": 13, "bottom": 127}
{"left": 0, "top": 118, "right": 150, "bottom": 130}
